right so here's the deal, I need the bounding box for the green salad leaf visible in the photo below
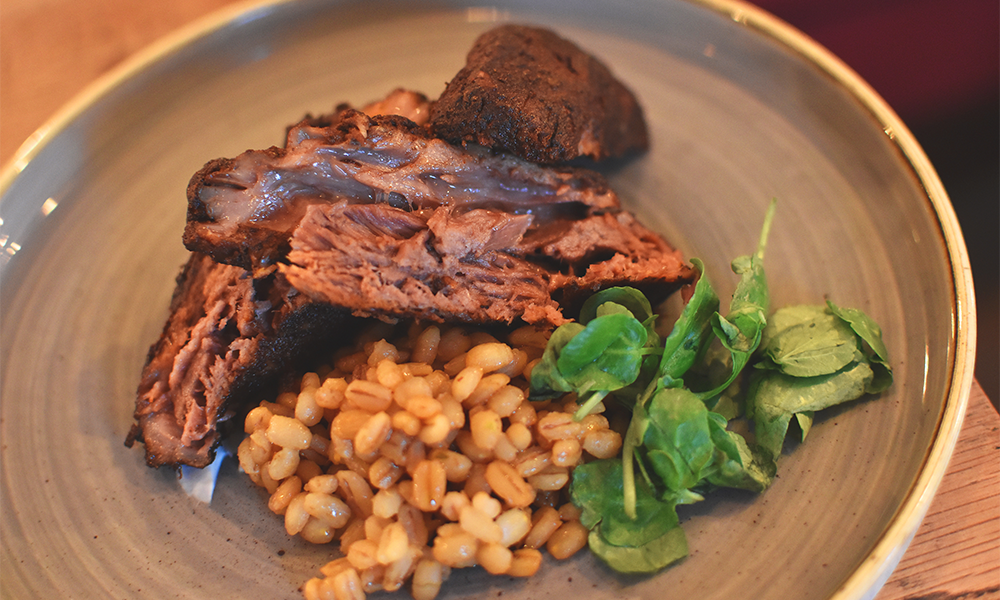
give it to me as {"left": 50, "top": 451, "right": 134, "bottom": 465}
{"left": 657, "top": 259, "right": 720, "bottom": 390}
{"left": 579, "top": 286, "right": 656, "bottom": 326}
{"left": 527, "top": 200, "right": 893, "bottom": 576}
{"left": 636, "top": 387, "right": 716, "bottom": 503}
{"left": 696, "top": 199, "right": 776, "bottom": 400}
{"left": 758, "top": 304, "right": 859, "bottom": 377}
{"left": 556, "top": 308, "right": 649, "bottom": 392}
{"left": 530, "top": 288, "right": 666, "bottom": 420}
{"left": 748, "top": 360, "right": 874, "bottom": 463}
{"left": 826, "top": 300, "right": 894, "bottom": 393}
{"left": 702, "top": 412, "right": 773, "bottom": 492}
{"left": 529, "top": 323, "right": 586, "bottom": 399}
{"left": 587, "top": 524, "right": 688, "bottom": 574}
{"left": 746, "top": 300, "right": 894, "bottom": 465}
{"left": 571, "top": 458, "right": 687, "bottom": 573}
{"left": 571, "top": 459, "right": 678, "bottom": 547}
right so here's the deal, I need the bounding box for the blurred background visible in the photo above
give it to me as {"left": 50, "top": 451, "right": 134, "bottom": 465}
{"left": 2, "top": 0, "right": 997, "bottom": 406}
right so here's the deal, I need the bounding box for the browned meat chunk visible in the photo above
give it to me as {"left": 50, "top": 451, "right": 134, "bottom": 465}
{"left": 430, "top": 25, "right": 648, "bottom": 164}
{"left": 128, "top": 96, "right": 440, "bottom": 470}
{"left": 184, "top": 111, "right": 619, "bottom": 274}
{"left": 125, "top": 253, "right": 354, "bottom": 468}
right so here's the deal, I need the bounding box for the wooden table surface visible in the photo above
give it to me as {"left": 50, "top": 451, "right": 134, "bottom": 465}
{"left": 2, "top": 1, "right": 998, "bottom": 598}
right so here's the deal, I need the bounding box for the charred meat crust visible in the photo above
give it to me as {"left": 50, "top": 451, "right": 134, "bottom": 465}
{"left": 125, "top": 253, "right": 357, "bottom": 469}
{"left": 430, "top": 24, "right": 648, "bottom": 164}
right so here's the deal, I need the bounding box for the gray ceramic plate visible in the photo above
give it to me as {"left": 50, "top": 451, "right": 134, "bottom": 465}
{"left": 0, "top": 1, "right": 976, "bottom": 599}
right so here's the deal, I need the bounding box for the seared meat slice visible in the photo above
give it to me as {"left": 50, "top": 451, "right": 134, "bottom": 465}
{"left": 184, "top": 110, "right": 619, "bottom": 274}
{"left": 280, "top": 202, "right": 691, "bottom": 327}
{"left": 537, "top": 211, "right": 689, "bottom": 303}
{"left": 430, "top": 25, "right": 648, "bottom": 164}
{"left": 125, "top": 253, "right": 354, "bottom": 468}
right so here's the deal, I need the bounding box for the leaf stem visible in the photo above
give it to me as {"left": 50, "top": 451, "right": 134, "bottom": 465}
{"left": 622, "top": 378, "right": 659, "bottom": 519}
{"left": 622, "top": 417, "right": 640, "bottom": 519}
{"left": 573, "top": 389, "right": 610, "bottom": 421}
{"left": 756, "top": 198, "right": 777, "bottom": 261}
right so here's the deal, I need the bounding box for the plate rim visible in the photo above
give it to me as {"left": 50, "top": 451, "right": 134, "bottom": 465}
{"left": 0, "top": 0, "right": 978, "bottom": 598}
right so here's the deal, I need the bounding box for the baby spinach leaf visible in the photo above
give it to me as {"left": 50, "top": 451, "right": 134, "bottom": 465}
{"left": 759, "top": 305, "right": 858, "bottom": 377}
{"left": 795, "top": 412, "right": 814, "bottom": 441}
{"left": 825, "top": 301, "right": 889, "bottom": 363}
{"left": 755, "top": 361, "right": 874, "bottom": 415}
{"left": 708, "top": 390, "right": 742, "bottom": 421}
{"left": 750, "top": 410, "right": 792, "bottom": 469}
{"left": 637, "top": 387, "right": 716, "bottom": 502}
{"left": 689, "top": 412, "right": 774, "bottom": 493}
{"left": 865, "top": 366, "right": 894, "bottom": 396}
{"left": 585, "top": 288, "right": 663, "bottom": 403}
{"left": 556, "top": 310, "right": 649, "bottom": 391}
{"left": 595, "top": 300, "right": 636, "bottom": 319}
{"left": 552, "top": 202, "right": 897, "bottom": 579}
{"left": 748, "top": 361, "right": 874, "bottom": 462}
{"left": 700, "top": 311, "right": 761, "bottom": 399}
{"left": 657, "top": 259, "right": 720, "bottom": 390}
{"left": 826, "top": 300, "right": 894, "bottom": 393}
{"left": 587, "top": 522, "right": 688, "bottom": 574}
{"left": 706, "top": 411, "right": 739, "bottom": 459}
{"left": 579, "top": 286, "right": 655, "bottom": 325}
{"left": 529, "top": 322, "right": 585, "bottom": 399}
{"left": 707, "top": 431, "right": 775, "bottom": 492}
{"left": 571, "top": 459, "right": 678, "bottom": 547}
{"left": 697, "top": 200, "right": 776, "bottom": 400}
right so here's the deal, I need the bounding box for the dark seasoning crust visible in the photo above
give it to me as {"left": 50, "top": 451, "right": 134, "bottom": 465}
{"left": 430, "top": 24, "right": 649, "bottom": 163}
{"left": 125, "top": 25, "right": 694, "bottom": 470}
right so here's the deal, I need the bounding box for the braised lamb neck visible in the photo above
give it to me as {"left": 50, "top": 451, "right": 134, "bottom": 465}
{"left": 129, "top": 24, "right": 694, "bottom": 470}
{"left": 183, "top": 110, "right": 690, "bottom": 327}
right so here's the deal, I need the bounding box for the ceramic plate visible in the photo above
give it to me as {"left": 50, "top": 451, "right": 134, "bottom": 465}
{"left": 0, "top": 1, "right": 976, "bottom": 599}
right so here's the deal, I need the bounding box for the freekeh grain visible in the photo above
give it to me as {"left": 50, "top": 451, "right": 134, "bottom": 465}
{"left": 240, "top": 322, "right": 611, "bottom": 600}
